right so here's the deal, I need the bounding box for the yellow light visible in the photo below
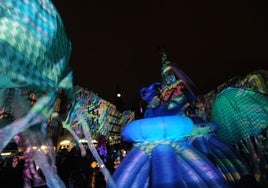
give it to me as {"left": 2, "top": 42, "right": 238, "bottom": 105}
{"left": 32, "top": 146, "right": 38, "bottom": 150}
{"left": 60, "top": 140, "right": 70, "bottom": 145}
{"left": 91, "top": 161, "right": 98, "bottom": 168}
{"left": 1, "top": 152, "right": 12, "bottom": 156}
{"left": 40, "top": 145, "right": 48, "bottom": 151}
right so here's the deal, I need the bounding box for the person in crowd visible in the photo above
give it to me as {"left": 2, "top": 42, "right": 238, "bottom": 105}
{"left": 60, "top": 146, "right": 91, "bottom": 188}
{"left": 13, "top": 134, "right": 47, "bottom": 188}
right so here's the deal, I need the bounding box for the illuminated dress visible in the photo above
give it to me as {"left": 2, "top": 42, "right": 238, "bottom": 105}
{"left": 110, "top": 50, "right": 254, "bottom": 187}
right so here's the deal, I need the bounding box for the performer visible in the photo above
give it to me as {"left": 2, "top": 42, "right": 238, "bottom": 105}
{"left": 140, "top": 49, "right": 204, "bottom": 123}
{"left": 109, "top": 49, "right": 255, "bottom": 188}
{"left": 13, "top": 134, "right": 47, "bottom": 188}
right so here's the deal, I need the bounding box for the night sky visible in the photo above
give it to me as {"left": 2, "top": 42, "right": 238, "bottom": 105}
{"left": 52, "top": 1, "right": 267, "bottom": 111}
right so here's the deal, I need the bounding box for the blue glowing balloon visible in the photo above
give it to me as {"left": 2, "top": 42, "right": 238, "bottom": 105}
{"left": 122, "top": 115, "right": 194, "bottom": 142}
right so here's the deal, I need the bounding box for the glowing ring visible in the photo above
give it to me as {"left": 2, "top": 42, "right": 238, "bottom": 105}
{"left": 122, "top": 116, "right": 194, "bottom": 142}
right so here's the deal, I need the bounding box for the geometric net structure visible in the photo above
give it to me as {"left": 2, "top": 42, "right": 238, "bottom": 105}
{"left": 211, "top": 87, "right": 268, "bottom": 144}
{"left": 0, "top": 0, "right": 72, "bottom": 91}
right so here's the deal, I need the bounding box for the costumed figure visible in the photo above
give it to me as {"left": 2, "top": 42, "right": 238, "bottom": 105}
{"left": 0, "top": 1, "right": 115, "bottom": 187}
{"left": 109, "top": 49, "right": 256, "bottom": 187}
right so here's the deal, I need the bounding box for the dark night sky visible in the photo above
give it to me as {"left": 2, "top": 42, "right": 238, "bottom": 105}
{"left": 52, "top": 1, "right": 267, "bottom": 111}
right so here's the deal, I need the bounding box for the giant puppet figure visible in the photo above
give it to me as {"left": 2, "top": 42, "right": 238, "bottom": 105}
{"left": 211, "top": 86, "right": 268, "bottom": 183}
{"left": 0, "top": 1, "right": 115, "bottom": 187}
{"left": 110, "top": 49, "right": 257, "bottom": 188}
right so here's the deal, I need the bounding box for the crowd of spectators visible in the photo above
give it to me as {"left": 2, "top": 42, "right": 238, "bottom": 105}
{"left": 0, "top": 138, "right": 131, "bottom": 188}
